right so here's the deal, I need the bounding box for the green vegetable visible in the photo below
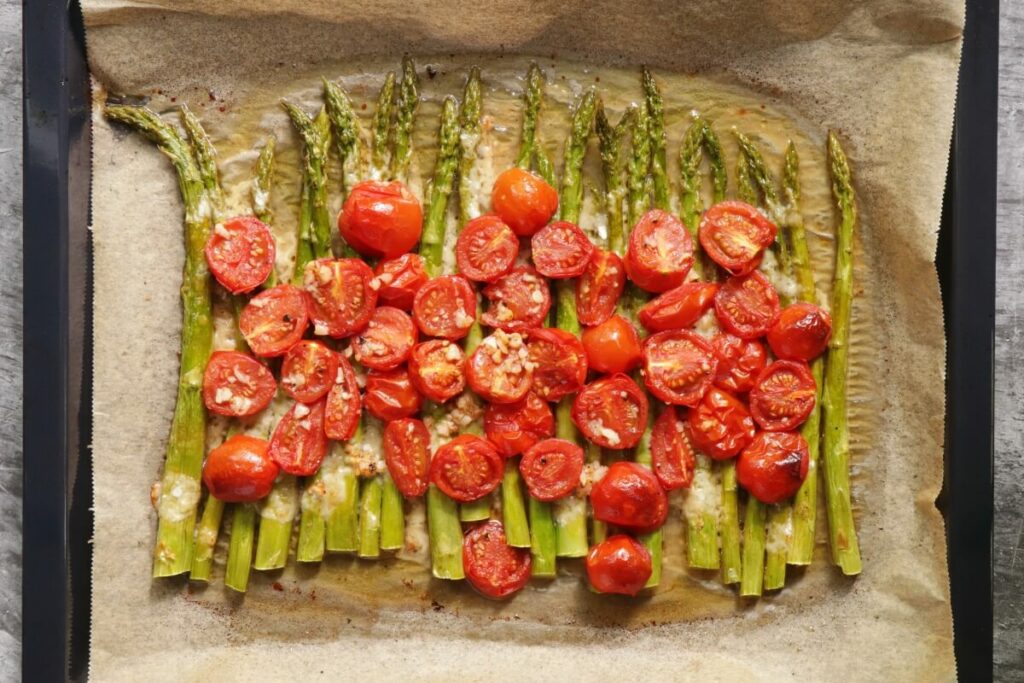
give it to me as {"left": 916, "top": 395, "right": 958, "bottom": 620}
{"left": 596, "top": 100, "right": 634, "bottom": 257}
{"left": 189, "top": 494, "right": 225, "bottom": 582}
{"left": 642, "top": 67, "right": 669, "bottom": 211}
{"left": 740, "top": 497, "right": 767, "bottom": 597}
{"left": 253, "top": 475, "right": 297, "bottom": 571}
{"left": 391, "top": 56, "right": 420, "bottom": 181}
{"left": 515, "top": 63, "right": 544, "bottom": 169}
{"left": 283, "top": 103, "right": 333, "bottom": 260}
{"left": 225, "top": 504, "right": 257, "bottom": 593}
{"left": 371, "top": 72, "right": 397, "bottom": 177}
{"left": 323, "top": 77, "right": 364, "bottom": 196}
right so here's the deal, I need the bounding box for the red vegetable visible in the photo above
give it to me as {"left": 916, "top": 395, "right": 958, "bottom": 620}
{"left": 585, "top": 535, "right": 652, "bottom": 596}
{"left": 203, "top": 434, "right": 278, "bottom": 503}
{"left": 204, "top": 215, "right": 276, "bottom": 294}
{"left": 463, "top": 520, "right": 532, "bottom": 599}
{"left": 338, "top": 180, "right": 423, "bottom": 259}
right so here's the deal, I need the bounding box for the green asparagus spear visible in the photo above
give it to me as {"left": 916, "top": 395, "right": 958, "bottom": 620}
{"left": 736, "top": 151, "right": 757, "bottom": 205}
{"left": 323, "top": 441, "right": 360, "bottom": 553}
{"left": 516, "top": 63, "right": 544, "bottom": 169}
{"left": 534, "top": 143, "right": 557, "bottom": 187}
{"left": 189, "top": 494, "right": 224, "bottom": 582}
{"left": 380, "top": 472, "right": 406, "bottom": 551}
{"left": 458, "top": 67, "right": 484, "bottom": 222}
{"left": 740, "top": 495, "right": 767, "bottom": 597}
{"left": 253, "top": 475, "right": 297, "bottom": 570}
{"left": 391, "top": 56, "right": 420, "bottom": 181}
{"left": 323, "top": 78, "right": 364, "bottom": 197}
{"left": 643, "top": 67, "right": 670, "bottom": 211}
{"left": 736, "top": 131, "right": 791, "bottom": 275}
{"left": 283, "top": 103, "right": 333, "bottom": 260}
{"left": 358, "top": 475, "right": 384, "bottom": 559}
{"left": 251, "top": 140, "right": 277, "bottom": 284}
{"left": 296, "top": 471, "right": 327, "bottom": 563}
{"left": 626, "top": 100, "right": 651, "bottom": 228}
{"left": 224, "top": 504, "right": 257, "bottom": 592}
{"left": 596, "top": 101, "right": 634, "bottom": 257}
{"left": 371, "top": 72, "right": 397, "bottom": 178}
{"left": 719, "top": 462, "right": 742, "bottom": 584}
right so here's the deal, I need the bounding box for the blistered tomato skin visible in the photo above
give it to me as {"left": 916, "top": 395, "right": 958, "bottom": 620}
{"left": 374, "top": 253, "right": 429, "bottom": 310}
{"left": 712, "top": 334, "right": 768, "bottom": 394}
{"left": 625, "top": 209, "right": 694, "bottom": 293}
{"left": 650, "top": 405, "right": 697, "bottom": 490}
{"left": 586, "top": 535, "right": 653, "bottom": 596}
{"left": 589, "top": 461, "right": 669, "bottom": 533}
{"left": 687, "top": 387, "right": 757, "bottom": 460}
{"left": 519, "top": 438, "right": 585, "bottom": 501}
{"left": 576, "top": 249, "right": 626, "bottom": 326}
{"left": 463, "top": 520, "right": 532, "bottom": 599}
{"left": 737, "top": 431, "right": 810, "bottom": 504}
{"left": 581, "top": 315, "right": 643, "bottom": 374}
{"left": 767, "top": 302, "right": 833, "bottom": 362}
{"left": 203, "top": 435, "right": 278, "bottom": 503}
{"left": 204, "top": 215, "right": 276, "bottom": 294}
{"left": 364, "top": 367, "right": 423, "bottom": 421}
{"left": 491, "top": 167, "right": 559, "bottom": 237}
{"left": 202, "top": 350, "right": 277, "bottom": 417}
{"left": 638, "top": 282, "right": 719, "bottom": 333}
{"left": 484, "top": 392, "right": 555, "bottom": 457}
{"left": 338, "top": 180, "right": 423, "bottom": 259}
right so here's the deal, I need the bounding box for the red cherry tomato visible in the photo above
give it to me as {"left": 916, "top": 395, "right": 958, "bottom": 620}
{"left": 712, "top": 334, "right": 768, "bottom": 394}
{"left": 767, "top": 302, "right": 833, "bottom": 361}
{"left": 576, "top": 249, "right": 626, "bottom": 326}
{"left": 737, "top": 431, "right": 810, "bottom": 504}
{"left": 203, "top": 434, "right": 278, "bottom": 503}
{"left": 382, "top": 418, "right": 432, "bottom": 497}
{"left": 641, "top": 329, "right": 717, "bottom": 406}
{"left": 491, "top": 167, "right": 558, "bottom": 237}
{"left": 467, "top": 331, "right": 534, "bottom": 404}
{"left": 526, "top": 327, "right": 588, "bottom": 401}
{"left": 625, "top": 209, "right": 693, "bottom": 293}
{"left": 638, "top": 282, "right": 718, "bottom": 333}
{"left": 698, "top": 200, "right": 777, "bottom": 275}
{"left": 463, "top": 520, "right": 532, "bottom": 599}
{"left": 239, "top": 285, "right": 309, "bottom": 357}
{"left": 687, "top": 387, "right": 756, "bottom": 460}
{"left": 481, "top": 266, "right": 551, "bottom": 332}
{"left": 202, "top": 350, "right": 276, "bottom": 418}
{"left": 374, "top": 253, "right": 428, "bottom": 310}
{"left": 302, "top": 258, "right": 378, "bottom": 338}
{"left": 586, "top": 535, "right": 652, "bottom": 596}
{"left": 483, "top": 392, "right": 555, "bottom": 457}
{"left": 749, "top": 360, "right": 817, "bottom": 431}
{"left": 455, "top": 215, "right": 519, "bottom": 283}
{"left": 280, "top": 340, "right": 338, "bottom": 404}
{"left": 408, "top": 339, "right": 466, "bottom": 403}
{"left": 338, "top": 180, "right": 423, "bottom": 259}
{"left": 429, "top": 435, "right": 504, "bottom": 502}
{"left": 204, "top": 215, "right": 276, "bottom": 294}
{"left": 412, "top": 274, "right": 477, "bottom": 340}
{"left": 650, "top": 406, "right": 697, "bottom": 490}
{"left": 714, "top": 271, "right": 780, "bottom": 340}
{"left": 519, "top": 438, "right": 584, "bottom": 501}
{"left": 364, "top": 367, "right": 423, "bottom": 421}
{"left": 324, "top": 354, "right": 361, "bottom": 441}
{"left": 530, "top": 221, "right": 595, "bottom": 279}
{"left": 590, "top": 461, "right": 668, "bottom": 533}
{"left": 581, "top": 315, "right": 643, "bottom": 374}
{"left": 353, "top": 306, "right": 418, "bottom": 371}
{"left": 571, "top": 373, "right": 649, "bottom": 449}
{"left": 268, "top": 399, "right": 328, "bottom": 476}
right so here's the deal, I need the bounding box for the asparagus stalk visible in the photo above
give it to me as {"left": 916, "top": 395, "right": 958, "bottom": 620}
{"left": 251, "top": 137, "right": 277, "bottom": 286}
{"left": 224, "top": 505, "right": 257, "bottom": 592}
{"left": 740, "top": 492, "right": 767, "bottom": 597}
{"left": 515, "top": 63, "right": 544, "bottom": 169}
{"left": 626, "top": 99, "right": 651, "bottom": 228}
{"left": 283, "top": 103, "right": 333, "bottom": 260}
{"left": 296, "top": 472, "right": 327, "bottom": 562}
{"left": 596, "top": 101, "right": 634, "bottom": 257}
{"left": 371, "top": 71, "right": 397, "bottom": 178}
{"left": 391, "top": 56, "right": 420, "bottom": 181}
{"left": 643, "top": 67, "right": 670, "bottom": 211}
{"left": 358, "top": 444, "right": 384, "bottom": 559}
{"left": 253, "top": 475, "right": 297, "bottom": 570}
{"left": 736, "top": 131, "right": 792, "bottom": 277}
{"left": 323, "top": 441, "right": 360, "bottom": 553}
{"left": 458, "top": 67, "right": 484, "bottom": 222}
{"left": 189, "top": 494, "right": 224, "bottom": 582}
{"left": 719, "top": 461, "right": 742, "bottom": 584}
{"left": 323, "top": 78, "right": 364, "bottom": 197}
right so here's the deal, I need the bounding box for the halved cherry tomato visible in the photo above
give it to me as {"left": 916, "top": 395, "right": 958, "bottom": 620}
{"left": 737, "top": 431, "right": 810, "bottom": 504}
{"left": 269, "top": 399, "right": 328, "bottom": 476}
{"left": 650, "top": 406, "right": 697, "bottom": 490}
{"left": 456, "top": 215, "right": 518, "bottom": 283}
{"left": 638, "top": 282, "right": 719, "bottom": 333}
{"left": 281, "top": 340, "right": 339, "bottom": 403}
{"left": 364, "top": 367, "right": 423, "bottom": 421}
{"left": 382, "top": 417, "right": 432, "bottom": 497}
{"left": 714, "top": 270, "right": 780, "bottom": 340}
{"left": 585, "top": 535, "right": 652, "bottom": 596}
{"left": 202, "top": 350, "right": 277, "bottom": 417}
{"left": 481, "top": 265, "right": 551, "bottom": 332}
{"left": 581, "top": 315, "right": 642, "bottom": 374}
{"left": 698, "top": 200, "right": 777, "bottom": 275}
{"left": 712, "top": 334, "right": 768, "bottom": 394}
{"left": 590, "top": 461, "right": 668, "bottom": 533}
{"left": 625, "top": 209, "right": 693, "bottom": 293}
{"left": 239, "top": 284, "right": 309, "bottom": 357}
{"left": 429, "top": 434, "right": 504, "bottom": 502}
{"left": 203, "top": 434, "right": 278, "bottom": 502}
{"left": 519, "top": 438, "right": 584, "bottom": 501}
{"left": 467, "top": 331, "right": 534, "bottom": 404}
{"left": 374, "top": 253, "right": 428, "bottom": 310}
{"left": 576, "top": 249, "right": 626, "bottom": 326}
{"left": 354, "top": 306, "right": 418, "bottom": 371}
{"left": 687, "top": 387, "right": 756, "bottom": 460}
{"left": 302, "top": 258, "right": 378, "bottom": 338}
{"left": 338, "top": 180, "right": 423, "bottom": 259}
{"left": 641, "top": 329, "right": 717, "bottom": 406}
{"left": 463, "top": 520, "right": 532, "bottom": 599}
{"left": 526, "top": 327, "right": 587, "bottom": 401}
{"left": 530, "top": 221, "right": 594, "bottom": 279}
{"left": 205, "top": 215, "right": 276, "bottom": 294}
{"left": 749, "top": 360, "right": 816, "bottom": 431}
{"left": 483, "top": 392, "right": 555, "bottom": 457}
{"left": 408, "top": 339, "right": 465, "bottom": 403}
{"left": 324, "top": 355, "right": 361, "bottom": 440}
{"left": 491, "top": 167, "right": 558, "bottom": 237}
{"left": 412, "top": 274, "right": 477, "bottom": 340}
{"left": 767, "top": 302, "right": 833, "bottom": 361}
{"left": 571, "top": 373, "right": 649, "bottom": 449}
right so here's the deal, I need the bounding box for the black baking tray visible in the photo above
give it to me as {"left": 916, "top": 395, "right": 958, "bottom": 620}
{"left": 22, "top": 0, "right": 997, "bottom": 680}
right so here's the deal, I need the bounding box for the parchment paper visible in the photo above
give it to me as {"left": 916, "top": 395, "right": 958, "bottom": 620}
{"left": 84, "top": 1, "right": 962, "bottom": 680}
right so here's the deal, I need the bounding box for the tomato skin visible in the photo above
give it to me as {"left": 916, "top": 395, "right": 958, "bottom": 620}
{"left": 590, "top": 461, "right": 669, "bottom": 533}
{"left": 353, "top": 306, "right": 418, "bottom": 371}
{"left": 279, "top": 341, "right": 338, "bottom": 404}
{"left": 625, "top": 209, "right": 694, "bottom": 293}
{"left": 737, "top": 431, "right": 810, "bottom": 504}
{"left": 519, "top": 438, "right": 585, "bottom": 501}
{"left": 374, "top": 253, "right": 428, "bottom": 310}
{"left": 324, "top": 354, "right": 361, "bottom": 441}
{"left": 203, "top": 434, "right": 278, "bottom": 503}
{"left": 455, "top": 214, "right": 519, "bottom": 283}
{"left": 412, "top": 274, "right": 477, "bottom": 341}
{"left": 302, "top": 258, "right": 378, "bottom": 339}
{"left": 687, "top": 387, "right": 757, "bottom": 460}
{"left": 526, "top": 327, "right": 588, "bottom": 401}
{"left": 467, "top": 331, "right": 534, "bottom": 404}
{"left": 641, "top": 329, "right": 718, "bottom": 406}
{"left": 364, "top": 367, "right": 423, "bottom": 421}
{"left": 530, "top": 221, "right": 595, "bottom": 279}
{"left": 650, "top": 406, "right": 697, "bottom": 490}
{"left": 713, "top": 270, "right": 780, "bottom": 340}
{"left": 571, "top": 374, "right": 649, "bottom": 449}
{"left": 481, "top": 266, "right": 551, "bottom": 332}
{"left": 205, "top": 215, "right": 276, "bottom": 294}
{"left": 767, "top": 302, "right": 833, "bottom": 361}
{"left": 239, "top": 285, "right": 310, "bottom": 357}
{"left": 749, "top": 360, "right": 817, "bottom": 432}
{"left": 491, "top": 167, "right": 559, "bottom": 237}
{"left": 712, "top": 334, "right": 768, "bottom": 394}
{"left": 338, "top": 180, "right": 423, "bottom": 259}
{"left": 408, "top": 339, "right": 466, "bottom": 403}
{"left": 586, "top": 535, "right": 652, "bottom": 596}
{"left": 576, "top": 249, "right": 626, "bottom": 326}
{"left": 269, "top": 399, "right": 328, "bottom": 476}
{"left": 638, "top": 282, "right": 719, "bottom": 333}
{"left": 382, "top": 418, "right": 432, "bottom": 497}
{"left": 430, "top": 435, "right": 504, "bottom": 502}
{"left": 698, "top": 201, "right": 778, "bottom": 275}
{"left": 484, "top": 392, "right": 555, "bottom": 457}
{"left": 463, "top": 520, "right": 532, "bottom": 599}
{"left": 202, "top": 350, "right": 277, "bottom": 417}
{"left": 581, "top": 315, "right": 643, "bottom": 374}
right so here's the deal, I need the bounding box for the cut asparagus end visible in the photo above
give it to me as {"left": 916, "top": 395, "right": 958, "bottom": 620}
{"left": 225, "top": 504, "right": 257, "bottom": 593}
{"left": 502, "top": 459, "right": 531, "bottom": 548}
